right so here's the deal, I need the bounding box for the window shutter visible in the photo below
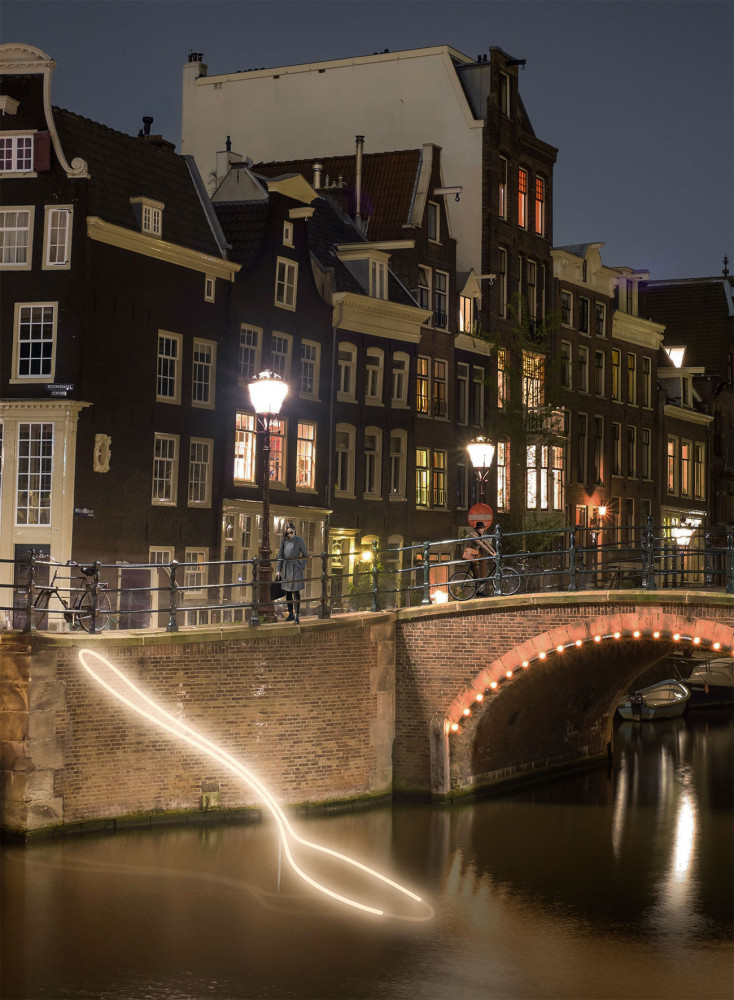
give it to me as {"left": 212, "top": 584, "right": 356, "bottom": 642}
{"left": 34, "top": 131, "right": 51, "bottom": 171}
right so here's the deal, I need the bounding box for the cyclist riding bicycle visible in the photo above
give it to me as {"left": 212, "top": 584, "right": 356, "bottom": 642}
{"left": 462, "top": 521, "right": 496, "bottom": 595}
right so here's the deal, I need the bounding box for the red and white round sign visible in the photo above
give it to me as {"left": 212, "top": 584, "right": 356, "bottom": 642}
{"left": 468, "top": 503, "right": 493, "bottom": 528}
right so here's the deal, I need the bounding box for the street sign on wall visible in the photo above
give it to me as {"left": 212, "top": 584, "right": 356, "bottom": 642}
{"left": 468, "top": 503, "right": 493, "bottom": 528}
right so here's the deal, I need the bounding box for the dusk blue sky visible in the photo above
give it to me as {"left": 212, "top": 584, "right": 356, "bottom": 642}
{"left": 4, "top": 0, "right": 732, "bottom": 280}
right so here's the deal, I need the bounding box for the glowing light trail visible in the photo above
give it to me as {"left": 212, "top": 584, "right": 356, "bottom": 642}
{"left": 78, "top": 649, "right": 433, "bottom": 920}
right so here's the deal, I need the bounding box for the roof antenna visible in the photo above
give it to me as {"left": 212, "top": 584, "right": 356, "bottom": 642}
{"left": 723, "top": 255, "right": 730, "bottom": 277}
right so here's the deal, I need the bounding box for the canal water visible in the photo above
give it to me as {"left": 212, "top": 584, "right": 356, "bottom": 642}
{"left": 2, "top": 709, "right": 732, "bottom": 1000}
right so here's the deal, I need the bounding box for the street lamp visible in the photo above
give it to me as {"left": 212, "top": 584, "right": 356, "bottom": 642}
{"left": 467, "top": 435, "right": 495, "bottom": 503}
{"left": 248, "top": 370, "right": 289, "bottom": 623}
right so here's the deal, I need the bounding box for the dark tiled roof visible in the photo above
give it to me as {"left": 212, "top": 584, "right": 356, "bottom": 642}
{"left": 641, "top": 278, "right": 734, "bottom": 374}
{"left": 555, "top": 243, "right": 594, "bottom": 258}
{"left": 254, "top": 150, "right": 423, "bottom": 242}
{"left": 213, "top": 201, "right": 270, "bottom": 269}
{"left": 53, "top": 107, "right": 223, "bottom": 257}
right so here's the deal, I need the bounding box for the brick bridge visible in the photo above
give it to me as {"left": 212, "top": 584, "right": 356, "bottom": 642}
{"left": 2, "top": 590, "right": 733, "bottom": 835}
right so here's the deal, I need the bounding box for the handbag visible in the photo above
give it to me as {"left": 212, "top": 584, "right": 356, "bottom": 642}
{"left": 270, "top": 579, "right": 285, "bottom": 601}
{"left": 462, "top": 546, "right": 480, "bottom": 560}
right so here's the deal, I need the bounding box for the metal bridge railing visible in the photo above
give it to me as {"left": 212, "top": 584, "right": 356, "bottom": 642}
{"left": 1, "top": 519, "right": 732, "bottom": 635}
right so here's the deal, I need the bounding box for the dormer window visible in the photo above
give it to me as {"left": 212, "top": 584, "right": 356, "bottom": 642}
{"left": 130, "top": 197, "right": 164, "bottom": 237}
{"left": 0, "top": 134, "right": 33, "bottom": 172}
{"left": 370, "top": 259, "right": 387, "bottom": 299}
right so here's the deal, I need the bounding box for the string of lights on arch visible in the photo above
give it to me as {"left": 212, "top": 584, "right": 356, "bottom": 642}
{"left": 446, "top": 627, "right": 734, "bottom": 735}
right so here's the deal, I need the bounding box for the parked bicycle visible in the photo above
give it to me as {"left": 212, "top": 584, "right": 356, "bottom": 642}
{"left": 447, "top": 560, "right": 521, "bottom": 600}
{"left": 32, "top": 561, "right": 112, "bottom": 632}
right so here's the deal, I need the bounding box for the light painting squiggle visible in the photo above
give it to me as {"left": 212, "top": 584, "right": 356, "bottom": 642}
{"left": 78, "top": 649, "right": 433, "bottom": 921}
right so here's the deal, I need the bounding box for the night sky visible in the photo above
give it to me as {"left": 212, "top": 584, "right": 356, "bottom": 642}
{"left": 4, "top": 0, "right": 732, "bottom": 280}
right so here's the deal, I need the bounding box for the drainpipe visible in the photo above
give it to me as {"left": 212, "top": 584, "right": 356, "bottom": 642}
{"left": 324, "top": 300, "right": 345, "bottom": 560}
{"left": 354, "top": 135, "right": 364, "bottom": 233}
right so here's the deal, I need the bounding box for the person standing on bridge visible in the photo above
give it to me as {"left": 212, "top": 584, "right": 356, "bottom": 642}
{"left": 276, "top": 521, "right": 308, "bottom": 623}
{"left": 466, "top": 521, "right": 496, "bottom": 595}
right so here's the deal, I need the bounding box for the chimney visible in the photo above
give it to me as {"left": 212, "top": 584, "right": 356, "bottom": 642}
{"left": 142, "top": 116, "right": 153, "bottom": 136}
{"left": 355, "top": 135, "right": 364, "bottom": 231}
{"left": 313, "top": 161, "right": 322, "bottom": 190}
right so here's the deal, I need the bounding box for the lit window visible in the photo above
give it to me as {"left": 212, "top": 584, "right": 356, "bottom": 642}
{"left": 667, "top": 438, "right": 677, "bottom": 494}
{"left": 526, "top": 445, "right": 537, "bottom": 509}
{"left": 13, "top": 303, "right": 57, "bottom": 380}
{"left": 1, "top": 208, "right": 33, "bottom": 267}
{"left": 552, "top": 446, "right": 564, "bottom": 510}
{"left": 432, "top": 359, "right": 447, "bottom": 417}
{"left": 498, "top": 156, "right": 508, "bottom": 219}
{"left": 300, "top": 341, "right": 320, "bottom": 397}
{"left": 234, "top": 412, "right": 256, "bottom": 484}
{"left": 364, "top": 427, "right": 382, "bottom": 497}
{"left": 459, "top": 294, "right": 474, "bottom": 333}
{"left": 43, "top": 206, "right": 72, "bottom": 268}
{"left": 156, "top": 332, "right": 182, "bottom": 403}
{"left": 268, "top": 418, "right": 286, "bottom": 485}
{"left": 535, "top": 177, "right": 544, "bottom": 235}
{"left": 681, "top": 441, "right": 691, "bottom": 497}
{"left": 188, "top": 438, "right": 212, "bottom": 506}
{"left": 275, "top": 257, "right": 297, "bottom": 309}
{"left": 296, "top": 421, "right": 316, "bottom": 489}
{"left": 496, "top": 440, "right": 510, "bottom": 511}
{"left": 518, "top": 168, "right": 528, "bottom": 228}
{"left": 0, "top": 135, "right": 33, "bottom": 172}
{"left": 694, "top": 443, "right": 705, "bottom": 498}
{"left": 416, "top": 448, "right": 430, "bottom": 507}
{"left": 16, "top": 422, "right": 53, "bottom": 525}
{"left": 522, "top": 352, "right": 545, "bottom": 411}
{"left": 416, "top": 356, "right": 430, "bottom": 414}
{"left": 392, "top": 352, "right": 409, "bottom": 405}
{"left": 433, "top": 450, "right": 447, "bottom": 507}
{"left": 337, "top": 342, "right": 357, "bottom": 400}
{"left": 192, "top": 339, "right": 216, "bottom": 408}
{"left": 365, "top": 347, "right": 384, "bottom": 403}
{"left": 239, "top": 326, "right": 261, "bottom": 382}
{"left": 152, "top": 433, "right": 179, "bottom": 505}
{"left": 271, "top": 333, "right": 291, "bottom": 378}
{"left": 497, "top": 349, "right": 507, "bottom": 410}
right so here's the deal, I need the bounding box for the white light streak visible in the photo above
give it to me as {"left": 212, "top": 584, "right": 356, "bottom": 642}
{"left": 78, "top": 649, "right": 432, "bottom": 921}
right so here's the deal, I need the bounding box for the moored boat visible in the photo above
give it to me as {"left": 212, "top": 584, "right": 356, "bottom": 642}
{"left": 617, "top": 679, "right": 690, "bottom": 721}
{"left": 685, "top": 659, "right": 734, "bottom": 709}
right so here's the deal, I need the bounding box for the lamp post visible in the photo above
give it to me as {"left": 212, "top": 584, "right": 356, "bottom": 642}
{"left": 248, "top": 370, "right": 289, "bottom": 623}
{"left": 467, "top": 435, "right": 495, "bottom": 504}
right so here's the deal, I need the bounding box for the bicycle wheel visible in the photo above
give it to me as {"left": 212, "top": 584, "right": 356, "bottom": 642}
{"left": 77, "top": 590, "right": 111, "bottom": 632}
{"left": 448, "top": 571, "right": 477, "bottom": 601}
{"left": 499, "top": 567, "right": 521, "bottom": 596}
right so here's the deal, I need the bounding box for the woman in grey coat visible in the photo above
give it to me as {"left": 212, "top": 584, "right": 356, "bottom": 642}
{"left": 276, "top": 521, "right": 308, "bottom": 623}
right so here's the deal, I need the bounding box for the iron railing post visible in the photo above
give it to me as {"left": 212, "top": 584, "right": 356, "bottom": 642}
{"left": 421, "top": 541, "right": 431, "bottom": 604}
{"left": 370, "top": 539, "right": 380, "bottom": 612}
{"left": 87, "top": 560, "right": 102, "bottom": 635}
{"left": 726, "top": 524, "right": 734, "bottom": 595}
{"left": 23, "top": 549, "right": 36, "bottom": 634}
{"left": 568, "top": 529, "right": 577, "bottom": 591}
{"left": 166, "top": 559, "right": 179, "bottom": 632}
{"left": 319, "top": 550, "right": 330, "bottom": 619}
{"left": 704, "top": 531, "right": 713, "bottom": 588}
{"left": 643, "top": 515, "right": 657, "bottom": 590}
{"left": 249, "top": 556, "right": 260, "bottom": 626}
{"left": 492, "top": 524, "right": 503, "bottom": 596}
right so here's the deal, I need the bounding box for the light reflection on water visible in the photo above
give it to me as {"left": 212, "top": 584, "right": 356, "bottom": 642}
{"left": 2, "top": 710, "right": 732, "bottom": 1000}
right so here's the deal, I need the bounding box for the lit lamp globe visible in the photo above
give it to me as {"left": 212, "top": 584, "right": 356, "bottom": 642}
{"left": 248, "top": 370, "right": 289, "bottom": 415}
{"left": 467, "top": 435, "right": 495, "bottom": 470}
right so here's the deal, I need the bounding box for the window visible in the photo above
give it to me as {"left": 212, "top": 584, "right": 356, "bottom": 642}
{"left": 157, "top": 332, "right": 182, "bottom": 403}
{"left": 239, "top": 326, "right": 261, "bottom": 382}
{"left": 496, "top": 440, "right": 510, "bottom": 511}
{"left": 370, "top": 258, "right": 387, "bottom": 299}
{"left": 268, "top": 418, "right": 286, "bottom": 485}
{"left": 271, "top": 333, "right": 291, "bottom": 379}
{"left": 416, "top": 448, "right": 430, "bottom": 507}
{"left": 427, "top": 201, "right": 440, "bottom": 241}
{"left": 527, "top": 260, "right": 537, "bottom": 323}
{"left": 335, "top": 424, "right": 355, "bottom": 495}
{"left": 275, "top": 257, "right": 297, "bottom": 309}
{"left": 150, "top": 547, "right": 174, "bottom": 567}
{"left": 1, "top": 134, "right": 34, "bottom": 172}
{"left": 433, "top": 270, "right": 448, "bottom": 328}
{"left": 498, "top": 248, "right": 508, "bottom": 318}
{"left": 188, "top": 438, "right": 212, "bottom": 506}
{"left": 142, "top": 204, "right": 162, "bottom": 236}
{"left": 499, "top": 71, "right": 511, "bottom": 117}
{"left": 627, "top": 426, "right": 637, "bottom": 478}
{"left": 561, "top": 290, "right": 572, "bottom": 326}
{"left": 152, "top": 433, "right": 179, "bottom": 505}
{"left": 283, "top": 220, "right": 294, "bottom": 246}
{"left": 594, "top": 351, "right": 605, "bottom": 395}
{"left": 1, "top": 208, "right": 33, "bottom": 267}
{"left": 540, "top": 446, "right": 550, "bottom": 510}
{"left": 627, "top": 353, "right": 637, "bottom": 404}
{"left": 392, "top": 352, "right": 409, "bottom": 405}
{"left": 518, "top": 168, "right": 528, "bottom": 228}
{"left": 522, "top": 352, "right": 545, "bottom": 411}
{"left": 300, "top": 340, "right": 320, "bottom": 397}
{"left": 417, "top": 266, "right": 431, "bottom": 311}
{"left": 578, "top": 345, "right": 589, "bottom": 393}
{"left": 432, "top": 450, "right": 447, "bottom": 507}
{"left": 390, "top": 430, "right": 407, "bottom": 498}
{"left": 641, "top": 357, "right": 652, "bottom": 407}
{"left": 472, "top": 366, "right": 485, "bottom": 427}
{"left": 192, "top": 339, "right": 215, "bottom": 408}
{"left": 337, "top": 343, "right": 357, "bottom": 400}
{"left": 457, "top": 461, "right": 468, "bottom": 510}
{"left": 416, "top": 356, "right": 430, "bottom": 414}
{"left": 459, "top": 294, "right": 474, "bottom": 333}
{"left": 497, "top": 349, "right": 507, "bottom": 410}
{"left": 535, "top": 177, "right": 545, "bottom": 235}
{"left": 364, "top": 428, "right": 382, "bottom": 498}
{"left": 184, "top": 548, "right": 208, "bottom": 598}
{"left": 296, "top": 421, "right": 316, "bottom": 489}
{"left": 667, "top": 438, "right": 678, "bottom": 494}
{"left": 576, "top": 414, "right": 587, "bottom": 483}
{"left": 611, "top": 348, "right": 621, "bottom": 401}
{"left": 681, "top": 376, "right": 691, "bottom": 407}
{"left": 455, "top": 362, "right": 470, "bottom": 424}
{"left": 365, "top": 347, "right": 384, "bottom": 404}
{"left": 432, "top": 359, "right": 447, "bottom": 417}
{"left": 612, "top": 422, "right": 622, "bottom": 476}
{"left": 560, "top": 341, "right": 572, "bottom": 389}
{"left": 13, "top": 303, "right": 56, "bottom": 380}
{"left": 16, "top": 422, "right": 52, "bottom": 525}
{"left": 681, "top": 441, "right": 691, "bottom": 497}
{"left": 694, "top": 443, "right": 705, "bottom": 499}
{"left": 593, "top": 417, "right": 604, "bottom": 484}
{"left": 641, "top": 428, "right": 651, "bottom": 479}
{"left": 499, "top": 156, "right": 508, "bottom": 219}
{"left": 526, "top": 445, "right": 537, "bottom": 509}
{"left": 595, "top": 303, "right": 606, "bottom": 337}
{"left": 516, "top": 255, "right": 523, "bottom": 322}
{"left": 234, "top": 412, "right": 256, "bottom": 484}
{"left": 43, "top": 206, "right": 72, "bottom": 268}
{"left": 552, "top": 446, "right": 564, "bottom": 510}
{"left": 579, "top": 297, "right": 590, "bottom": 335}
{"left": 204, "top": 275, "right": 215, "bottom": 302}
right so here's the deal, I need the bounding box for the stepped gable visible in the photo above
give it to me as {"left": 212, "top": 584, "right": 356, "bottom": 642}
{"left": 52, "top": 107, "right": 222, "bottom": 257}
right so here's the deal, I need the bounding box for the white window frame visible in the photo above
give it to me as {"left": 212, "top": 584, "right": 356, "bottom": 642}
{"left": 427, "top": 201, "right": 440, "bottom": 242}
{"left": 496, "top": 440, "right": 510, "bottom": 512}
{"left": 16, "top": 422, "right": 53, "bottom": 525}
{"left": 11, "top": 302, "right": 57, "bottom": 382}
{"left": 183, "top": 547, "right": 208, "bottom": 599}
{"left": 275, "top": 257, "right": 298, "bottom": 310}
{"left": 283, "top": 220, "right": 294, "bottom": 247}
{"left": 365, "top": 347, "right": 384, "bottom": 404}
{"left": 335, "top": 423, "right": 356, "bottom": 496}
{"left": 188, "top": 437, "right": 213, "bottom": 507}
{"left": 416, "top": 356, "right": 430, "bottom": 415}
{"left": 300, "top": 340, "right": 320, "bottom": 399}
{"left": 296, "top": 420, "right": 317, "bottom": 491}
{"left": 152, "top": 433, "right": 179, "bottom": 506}
{"left": 130, "top": 197, "right": 164, "bottom": 237}
{"left": 391, "top": 351, "right": 410, "bottom": 407}
{"left": 239, "top": 325, "right": 262, "bottom": 383}
{"left": 389, "top": 429, "right": 407, "bottom": 499}
{"left": 204, "top": 275, "right": 215, "bottom": 302}
{"left": 234, "top": 412, "right": 257, "bottom": 484}
{"left": 149, "top": 546, "right": 174, "bottom": 567}
{"left": 271, "top": 331, "right": 292, "bottom": 379}
{"left": 535, "top": 176, "right": 545, "bottom": 236}
{"left": 526, "top": 444, "right": 538, "bottom": 510}
{"left": 416, "top": 448, "right": 430, "bottom": 508}
{"left": 369, "top": 258, "right": 387, "bottom": 299}
{"left": 0, "top": 133, "right": 35, "bottom": 174}
{"left": 1, "top": 206, "right": 34, "bottom": 269}
{"left": 156, "top": 331, "right": 182, "bottom": 404}
{"left": 417, "top": 265, "right": 431, "bottom": 312}
{"left": 337, "top": 342, "right": 357, "bottom": 401}
{"left": 42, "top": 205, "right": 72, "bottom": 269}
{"left": 578, "top": 345, "right": 589, "bottom": 393}
{"left": 268, "top": 418, "right": 287, "bottom": 487}
{"left": 192, "top": 339, "right": 216, "bottom": 409}
{"left": 364, "top": 427, "right": 382, "bottom": 499}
